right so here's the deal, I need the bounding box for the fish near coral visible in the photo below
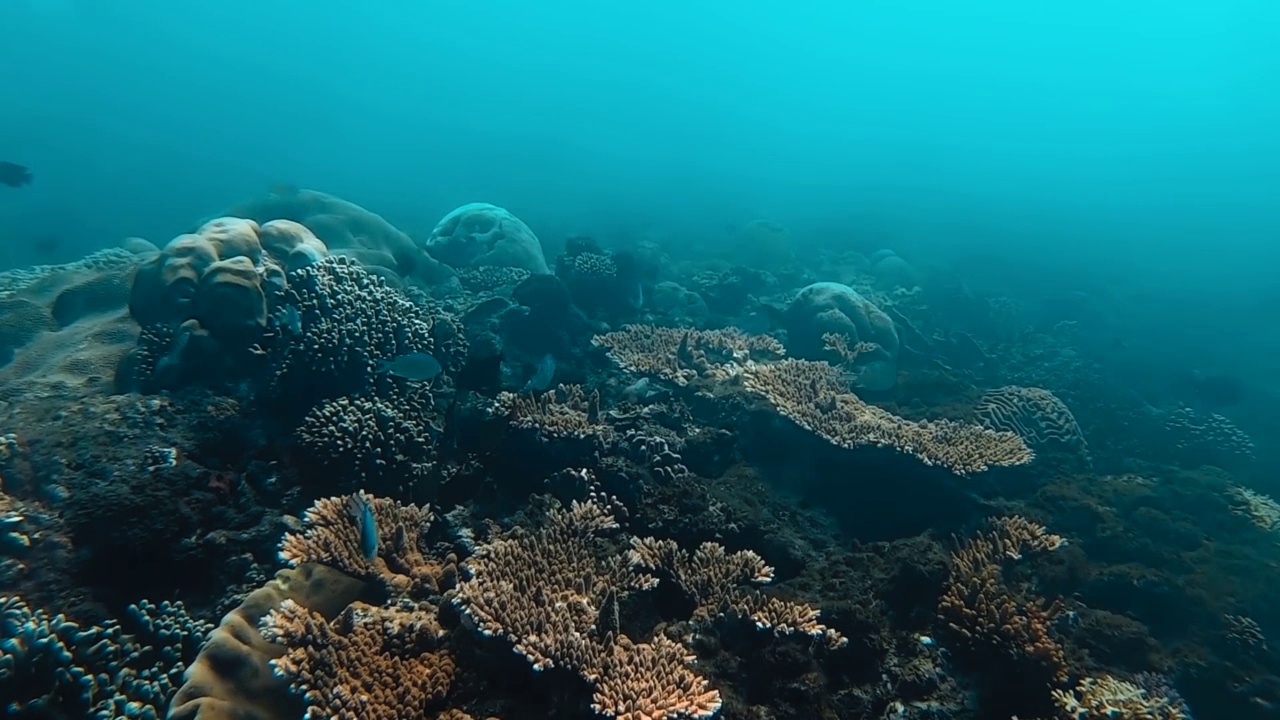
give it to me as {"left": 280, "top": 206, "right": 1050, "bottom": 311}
{"left": 0, "top": 161, "right": 32, "bottom": 188}
{"left": 348, "top": 491, "right": 378, "bottom": 561}
{"left": 378, "top": 352, "right": 442, "bottom": 381}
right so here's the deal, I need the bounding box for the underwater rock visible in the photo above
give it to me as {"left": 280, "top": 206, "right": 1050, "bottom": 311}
{"left": 423, "top": 202, "right": 549, "bottom": 274}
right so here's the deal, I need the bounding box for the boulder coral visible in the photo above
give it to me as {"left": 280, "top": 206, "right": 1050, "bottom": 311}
{"left": 423, "top": 202, "right": 549, "bottom": 274}
{"left": 782, "top": 281, "right": 900, "bottom": 391}
{"left": 129, "top": 217, "right": 326, "bottom": 346}
{"left": 223, "top": 187, "right": 452, "bottom": 283}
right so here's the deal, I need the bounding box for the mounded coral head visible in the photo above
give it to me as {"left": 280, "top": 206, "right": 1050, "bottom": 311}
{"left": 423, "top": 202, "right": 549, "bottom": 274}
{"left": 783, "top": 281, "right": 899, "bottom": 391}
{"left": 258, "top": 219, "right": 328, "bottom": 271}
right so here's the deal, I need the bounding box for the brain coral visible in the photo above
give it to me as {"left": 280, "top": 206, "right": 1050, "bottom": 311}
{"left": 782, "top": 282, "right": 900, "bottom": 391}
{"left": 422, "top": 202, "right": 549, "bottom": 274}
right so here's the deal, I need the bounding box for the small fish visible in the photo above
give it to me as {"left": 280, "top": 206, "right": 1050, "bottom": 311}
{"left": 0, "top": 161, "right": 32, "bottom": 188}
{"left": 522, "top": 353, "right": 556, "bottom": 393}
{"left": 349, "top": 492, "right": 379, "bottom": 561}
{"left": 378, "top": 352, "right": 442, "bottom": 381}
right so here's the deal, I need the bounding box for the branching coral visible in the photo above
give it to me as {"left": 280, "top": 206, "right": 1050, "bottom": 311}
{"left": 974, "top": 386, "right": 1090, "bottom": 468}
{"left": 743, "top": 359, "right": 1033, "bottom": 475}
{"left": 627, "top": 537, "right": 846, "bottom": 648}
{"left": 294, "top": 391, "right": 438, "bottom": 496}
{"left": 451, "top": 499, "right": 724, "bottom": 720}
{"left": 1050, "top": 674, "right": 1189, "bottom": 720}
{"left": 276, "top": 256, "right": 465, "bottom": 399}
{"left": 493, "top": 384, "right": 609, "bottom": 442}
{"left": 0, "top": 595, "right": 211, "bottom": 720}
{"left": 592, "top": 324, "right": 785, "bottom": 386}
{"left": 937, "top": 516, "right": 1068, "bottom": 686}
{"left": 279, "top": 493, "right": 452, "bottom": 597}
{"left": 261, "top": 599, "right": 455, "bottom": 720}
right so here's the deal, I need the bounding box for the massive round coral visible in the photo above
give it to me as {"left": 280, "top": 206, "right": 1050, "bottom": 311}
{"left": 782, "top": 281, "right": 900, "bottom": 391}
{"left": 422, "top": 202, "right": 549, "bottom": 274}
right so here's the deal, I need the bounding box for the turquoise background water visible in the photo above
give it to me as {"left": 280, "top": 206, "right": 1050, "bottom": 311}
{"left": 2, "top": 0, "right": 1277, "bottom": 382}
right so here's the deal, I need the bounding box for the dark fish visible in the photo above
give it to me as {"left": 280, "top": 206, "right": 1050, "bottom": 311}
{"left": 378, "top": 352, "right": 442, "bottom": 381}
{"left": 349, "top": 492, "right": 378, "bottom": 561}
{"left": 0, "top": 162, "right": 32, "bottom": 188}
{"left": 522, "top": 353, "right": 556, "bottom": 393}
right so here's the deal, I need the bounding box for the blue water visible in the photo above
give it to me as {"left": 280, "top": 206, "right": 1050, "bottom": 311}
{"left": 2, "top": 0, "right": 1278, "bottom": 377}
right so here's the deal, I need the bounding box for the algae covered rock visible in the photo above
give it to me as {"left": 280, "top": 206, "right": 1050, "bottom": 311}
{"left": 423, "top": 202, "right": 549, "bottom": 274}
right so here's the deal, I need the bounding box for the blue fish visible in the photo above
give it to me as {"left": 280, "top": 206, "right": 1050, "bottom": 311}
{"left": 378, "top": 352, "right": 442, "bottom": 381}
{"left": 349, "top": 492, "right": 378, "bottom": 561}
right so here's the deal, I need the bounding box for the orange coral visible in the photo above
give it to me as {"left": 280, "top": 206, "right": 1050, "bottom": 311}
{"left": 937, "top": 516, "right": 1068, "bottom": 685}
{"left": 262, "top": 599, "right": 454, "bottom": 720}
{"left": 279, "top": 493, "right": 453, "bottom": 596}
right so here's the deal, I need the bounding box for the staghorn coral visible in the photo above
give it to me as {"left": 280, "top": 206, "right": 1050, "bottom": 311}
{"left": 493, "top": 383, "right": 609, "bottom": 441}
{"left": 0, "top": 595, "right": 211, "bottom": 720}
{"left": 452, "top": 498, "right": 723, "bottom": 720}
{"left": 1226, "top": 485, "right": 1280, "bottom": 533}
{"left": 261, "top": 599, "right": 455, "bottom": 720}
{"left": 279, "top": 493, "right": 452, "bottom": 597}
{"left": 1050, "top": 675, "right": 1189, "bottom": 720}
{"left": 592, "top": 324, "right": 785, "bottom": 386}
{"left": 744, "top": 359, "right": 1033, "bottom": 475}
{"left": 276, "top": 256, "right": 465, "bottom": 399}
{"left": 974, "top": 386, "right": 1090, "bottom": 468}
{"left": 627, "top": 537, "right": 846, "bottom": 648}
{"left": 294, "top": 391, "right": 438, "bottom": 497}
{"left": 937, "top": 516, "right": 1068, "bottom": 686}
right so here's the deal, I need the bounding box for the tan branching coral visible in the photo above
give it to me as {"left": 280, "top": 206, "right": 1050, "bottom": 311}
{"left": 261, "top": 599, "right": 455, "bottom": 720}
{"left": 822, "top": 332, "right": 879, "bottom": 365}
{"left": 938, "top": 516, "right": 1068, "bottom": 685}
{"left": 1050, "top": 675, "right": 1189, "bottom": 720}
{"left": 1227, "top": 485, "right": 1280, "bottom": 532}
{"left": 279, "top": 493, "right": 452, "bottom": 596}
{"left": 743, "top": 359, "right": 1033, "bottom": 475}
{"left": 591, "top": 634, "right": 723, "bottom": 720}
{"left": 974, "top": 386, "right": 1090, "bottom": 467}
{"left": 627, "top": 538, "right": 845, "bottom": 648}
{"left": 451, "top": 499, "right": 723, "bottom": 720}
{"left": 592, "top": 324, "right": 785, "bottom": 386}
{"left": 493, "top": 384, "right": 609, "bottom": 441}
